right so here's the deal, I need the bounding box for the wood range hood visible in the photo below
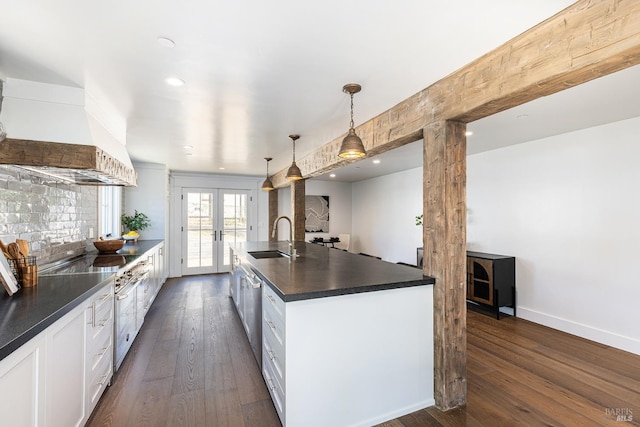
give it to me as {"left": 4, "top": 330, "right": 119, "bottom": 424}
{"left": 0, "top": 78, "right": 137, "bottom": 186}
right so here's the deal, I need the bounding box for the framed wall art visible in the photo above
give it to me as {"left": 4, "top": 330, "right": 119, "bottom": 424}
{"left": 305, "top": 195, "right": 329, "bottom": 233}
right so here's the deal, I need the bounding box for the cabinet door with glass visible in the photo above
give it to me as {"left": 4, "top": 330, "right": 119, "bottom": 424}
{"left": 182, "top": 188, "right": 250, "bottom": 275}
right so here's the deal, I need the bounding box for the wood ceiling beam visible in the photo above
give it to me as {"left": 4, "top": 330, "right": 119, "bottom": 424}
{"left": 270, "top": 0, "right": 640, "bottom": 189}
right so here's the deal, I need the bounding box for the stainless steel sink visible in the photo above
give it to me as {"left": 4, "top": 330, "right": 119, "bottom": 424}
{"left": 248, "top": 250, "right": 289, "bottom": 259}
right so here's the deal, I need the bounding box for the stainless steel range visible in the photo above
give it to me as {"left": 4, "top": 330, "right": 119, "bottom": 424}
{"left": 113, "top": 260, "right": 150, "bottom": 371}
{"left": 41, "top": 251, "right": 152, "bottom": 372}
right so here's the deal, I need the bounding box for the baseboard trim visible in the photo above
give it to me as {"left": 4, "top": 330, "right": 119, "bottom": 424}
{"left": 355, "top": 399, "right": 436, "bottom": 427}
{"left": 518, "top": 307, "right": 640, "bottom": 356}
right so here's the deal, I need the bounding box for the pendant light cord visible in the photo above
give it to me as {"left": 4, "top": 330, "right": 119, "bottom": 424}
{"left": 292, "top": 138, "right": 296, "bottom": 162}
{"left": 349, "top": 93, "right": 355, "bottom": 130}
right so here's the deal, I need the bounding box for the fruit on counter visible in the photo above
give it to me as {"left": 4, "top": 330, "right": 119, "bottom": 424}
{"left": 123, "top": 231, "right": 140, "bottom": 238}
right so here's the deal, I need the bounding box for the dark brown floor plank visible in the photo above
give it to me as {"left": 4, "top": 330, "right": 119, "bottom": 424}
{"left": 171, "top": 307, "right": 206, "bottom": 394}
{"left": 241, "top": 399, "right": 282, "bottom": 427}
{"left": 205, "top": 387, "right": 247, "bottom": 427}
{"left": 143, "top": 338, "right": 179, "bottom": 381}
{"left": 165, "top": 389, "right": 206, "bottom": 427}
{"left": 128, "top": 376, "right": 173, "bottom": 427}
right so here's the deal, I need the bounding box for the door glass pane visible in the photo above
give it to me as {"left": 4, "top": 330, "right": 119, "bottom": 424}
{"left": 222, "top": 193, "right": 248, "bottom": 266}
{"left": 187, "top": 192, "right": 214, "bottom": 268}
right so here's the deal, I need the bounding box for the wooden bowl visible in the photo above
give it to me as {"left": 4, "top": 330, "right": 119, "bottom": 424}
{"left": 93, "top": 239, "right": 125, "bottom": 254}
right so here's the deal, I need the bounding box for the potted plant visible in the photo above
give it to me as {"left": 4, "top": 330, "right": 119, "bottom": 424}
{"left": 121, "top": 210, "right": 151, "bottom": 241}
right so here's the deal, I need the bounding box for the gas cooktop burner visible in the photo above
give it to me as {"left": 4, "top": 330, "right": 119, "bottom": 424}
{"left": 40, "top": 252, "right": 143, "bottom": 275}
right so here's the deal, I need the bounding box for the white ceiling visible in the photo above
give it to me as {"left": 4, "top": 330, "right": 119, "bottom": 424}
{"left": 1, "top": 0, "right": 637, "bottom": 182}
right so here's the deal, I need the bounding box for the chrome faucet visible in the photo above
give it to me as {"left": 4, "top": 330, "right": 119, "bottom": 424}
{"left": 272, "top": 215, "right": 297, "bottom": 257}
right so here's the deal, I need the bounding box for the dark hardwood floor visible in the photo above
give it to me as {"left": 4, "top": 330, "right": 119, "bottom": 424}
{"left": 88, "top": 275, "right": 640, "bottom": 427}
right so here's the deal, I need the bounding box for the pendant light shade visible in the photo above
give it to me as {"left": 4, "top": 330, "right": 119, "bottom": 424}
{"left": 286, "top": 134, "right": 303, "bottom": 181}
{"left": 338, "top": 83, "right": 366, "bottom": 159}
{"left": 261, "top": 157, "right": 274, "bottom": 191}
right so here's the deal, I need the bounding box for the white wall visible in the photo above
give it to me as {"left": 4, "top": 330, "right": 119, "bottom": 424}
{"left": 275, "top": 180, "right": 353, "bottom": 244}
{"left": 468, "top": 116, "right": 640, "bottom": 355}
{"left": 125, "top": 162, "right": 169, "bottom": 240}
{"left": 352, "top": 167, "right": 423, "bottom": 264}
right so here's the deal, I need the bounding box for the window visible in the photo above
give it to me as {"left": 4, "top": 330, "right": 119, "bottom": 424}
{"left": 99, "top": 186, "right": 122, "bottom": 238}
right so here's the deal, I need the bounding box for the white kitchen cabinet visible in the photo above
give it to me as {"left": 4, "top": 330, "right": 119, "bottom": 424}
{"left": 0, "top": 333, "right": 46, "bottom": 427}
{"left": 145, "top": 242, "right": 166, "bottom": 312}
{"left": 45, "top": 302, "right": 88, "bottom": 427}
{"left": 0, "top": 280, "right": 115, "bottom": 427}
{"left": 85, "top": 281, "right": 114, "bottom": 416}
{"left": 261, "top": 283, "right": 434, "bottom": 427}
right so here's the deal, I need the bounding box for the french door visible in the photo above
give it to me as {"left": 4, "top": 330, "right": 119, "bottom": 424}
{"left": 182, "top": 188, "right": 249, "bottom": 275}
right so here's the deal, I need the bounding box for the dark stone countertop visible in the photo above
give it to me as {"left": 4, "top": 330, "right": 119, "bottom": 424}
{"left": 0, "top": 240, "right": 164, "bottom": 362}
{"left": 232, "top": 241, "right": 434, "bottom": 302}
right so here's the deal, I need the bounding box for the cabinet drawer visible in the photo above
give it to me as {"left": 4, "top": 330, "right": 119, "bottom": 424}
{"left": 87, "top": 348, "right": 112, "bottom": 410}
{"left": 88, "top": 331, "right": 112, "bottom": 374}
{"left": 263, "top": 330, "right": 285, "bottom": 382}
{"left": 263, "top": 307, "right": 285, "bottom": 349}
{"left": 262, "top": 354, "right": 285, "bottom": 423}
{"left": 88, "top": 293, "right": 114, "bottom": 341}
{"left": 262, "top": 284, "right": 285, "bottom": 321}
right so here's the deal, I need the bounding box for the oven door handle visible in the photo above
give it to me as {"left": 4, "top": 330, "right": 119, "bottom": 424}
{"left": 116, "top": 285, "right": 136, "bottom": 300}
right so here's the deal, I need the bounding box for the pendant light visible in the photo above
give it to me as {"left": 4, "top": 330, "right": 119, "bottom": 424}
{"left": 261, "top": 157, "right": 274, "bottom": 191}
{"left": 338, "top": 83, "right": 366, "bottom": 159}
{"left": 286, "top": 134, "right": 303, "bottom": 181}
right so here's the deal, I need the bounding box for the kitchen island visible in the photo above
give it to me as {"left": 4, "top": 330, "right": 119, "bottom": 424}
{"left": 231, "top": 241, "right": 436, "bottom": 427}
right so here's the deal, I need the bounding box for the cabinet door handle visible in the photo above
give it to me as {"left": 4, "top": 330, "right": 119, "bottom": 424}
{"left": 98, "top": 373, "right": 110, "bottom": 386}
{"left": 266, "top": 320, "right": 276, "bottom": 331}
{"left": 90, "top": 292, "right": 113, "bottom": 327}
{"left": 248, "top": 277, "right": 261, "bottom": 289}
{"left": 117, "top": 288, "right": 134, "bottom": 300}
{"left": 267, "top": 350, "right": 275, "bottom": 361}
{"left": 267, "top": 295, "right": 276, "bottom": 304}
{"left": 99, "top": 343, "right": 112, "bottom": 357}
{"left": 267, "top": 377, "right": 276, "bottom": 391}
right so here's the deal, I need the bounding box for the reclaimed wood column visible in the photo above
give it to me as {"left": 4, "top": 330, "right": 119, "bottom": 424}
{"left": 423, "top": 120, "right": 467, "bottom": 410}
{"left": 268, "top": 189, "right": 279, "bottom": 242}
{"left": 290, "top": 180, "right": 306, "bottom": 241}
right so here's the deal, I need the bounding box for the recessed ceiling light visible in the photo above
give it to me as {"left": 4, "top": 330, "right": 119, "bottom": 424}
{"left": 465, "top": 131, "right": 474, "bottom": 136}
{"left": 372, "top": 159, "right": 381, "bottom": 164}
{"left": 330, "top": 173, "right": 336, "bottom": 178}
{"left": 219, "top": 167, "right": 225, "bottom": 170}
{"left": 185, "top": 152, "right": 193, "bottom": 156}
{"left": 517, "top": 114, "right": 529, "bottom": 119}
{"left": 183, "top": 145, "right": 193, "bottom": 150}
{"left": 157, "top": 37, "right": 175, "bottom": 48}
{"left": 165, "top": 77, "right": 185, "bottom": 87}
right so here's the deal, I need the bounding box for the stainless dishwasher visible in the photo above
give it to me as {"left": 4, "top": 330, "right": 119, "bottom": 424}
{"left": 239, "top": 264, "right": 263, "bottom": 368}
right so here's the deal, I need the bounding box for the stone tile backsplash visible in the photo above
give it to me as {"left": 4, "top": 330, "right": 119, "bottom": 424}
{"left": 0, "top": 166, "right": 98, "bottom": 265}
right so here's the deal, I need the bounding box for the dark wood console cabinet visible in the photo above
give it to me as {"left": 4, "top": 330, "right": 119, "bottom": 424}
{"left": 467, "top": 251, "right": 515, "bottom": 319}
